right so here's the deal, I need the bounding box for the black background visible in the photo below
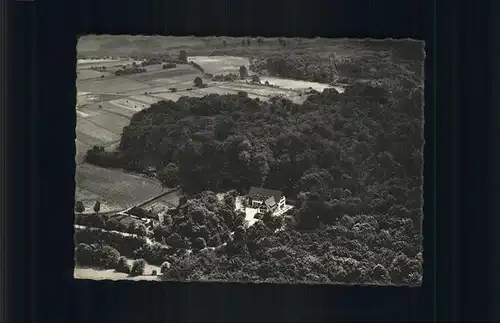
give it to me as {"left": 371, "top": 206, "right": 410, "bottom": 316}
{"left": 4, "top": 0, "right": 493, "bottom": 321}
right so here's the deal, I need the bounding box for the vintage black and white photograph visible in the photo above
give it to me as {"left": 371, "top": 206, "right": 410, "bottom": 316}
{"left": 73, "top": 35, "right": 424, "bottom": 285}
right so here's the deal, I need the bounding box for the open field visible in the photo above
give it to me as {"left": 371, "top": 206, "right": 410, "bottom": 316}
{"left": 77, "top": 117, "right": 119, "bottom": 146}
{"left": 78, "top": 77, "right": 151, "bottom": 94}
{"left": 75, "top": 164, "right": 165, "bottom": 210}
{"left": 86, "top": 110, "right": 130, "bottom": 135}
{"left": 96, "top": 101, "right": 139, "bottom": 119}
{"left": 74, "top": 186, "right": 122, "bottom": 213}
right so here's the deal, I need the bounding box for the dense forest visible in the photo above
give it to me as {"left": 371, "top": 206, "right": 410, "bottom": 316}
{"left": 249, "top": 41, "right": 424, "bottom": 86}
{"left": 83, "top": 47, "right": 424, "bottom": 285}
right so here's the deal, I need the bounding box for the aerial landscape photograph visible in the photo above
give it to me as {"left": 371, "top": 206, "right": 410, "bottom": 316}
{"left": 73, "top": 35, "right": 425, "bottom": 285}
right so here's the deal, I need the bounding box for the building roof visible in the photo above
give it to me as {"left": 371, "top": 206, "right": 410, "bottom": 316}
{"left": 264, "top": 196, "right": 277, "bottom": 209}
{"left": 248, "top": 187, "right": 283, "bottom": 203}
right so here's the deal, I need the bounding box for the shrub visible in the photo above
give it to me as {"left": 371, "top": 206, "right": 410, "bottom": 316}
{"left": 75, "top": 243, "right": 93, "bottom": 266}
{"left": 100, "top": 245, "right": 121, "bottom": 269}
{"left": 134, "top": 223, "right": 148, "bottom": 237}
{"left": 162, "top": 63, "right": 176, "bottom": 69}
{"left": 157, "top": 163, "right": 180, "bottom": 187}
{"left": 93, "top": 201, "right": 101, "bottom": 214}
{"left": 115, "top": 256, "right": 131, "bottom": 273}
{"left": 193, "top": 237, "right": 207, "bottom": 250}
{"left": 167, "top": 233, "right": 189, "bottom": 249}
{"left": 194, "top": 76, "right": 203, "bottom": 88}
{"left": 152, "top": 270, "right": 158, "bottom": 276}
{"left": 74, "top": 227, "right": 148, "bottom": 259}
{"left": 179, "top": 50, "right": 188, "bottom": 63}
{"left": 251, "top": 75, "right": 260, "bottom": 83}
{"left": 130, "top": 258, "right": 147, "bottom": 276}
{"left": 239, "top": 66, "right": 249, "bottom": 79}
{"left": 161, "top": 261, "right": 171, "bottom": 273}
{"left": 75, "top": 201, "right": 85, "bottom": 213}
{"left": 370, "top": 264, "right": 390, "bottom": 283}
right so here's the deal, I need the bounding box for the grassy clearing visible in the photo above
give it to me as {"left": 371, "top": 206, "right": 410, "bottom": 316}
{"left": 75, "top": 163, "right": 165, "bottom": 209}
{"left": 152, "top": 190, "right": 181, "bottom": 207}
{"left": 75, "top": 186, "right": 99, "bottom": 201}
{"left": 77, "top": 117, "right": 119, "bottom": 145}
{"left": 74, "top": 186, "right": 123, "bottom": 212}
{"left": 86, "top": 110, "right": 130, "bottom": 135}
